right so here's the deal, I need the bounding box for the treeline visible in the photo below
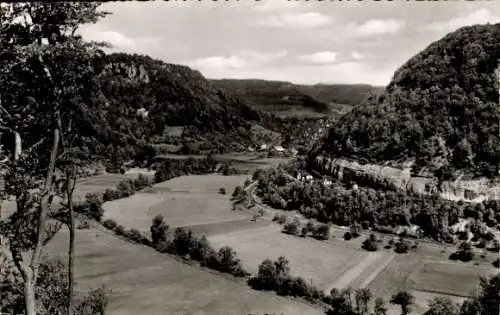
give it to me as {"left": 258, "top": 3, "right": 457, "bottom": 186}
{"left": 153, "top": 156, "right": 244, "bottom": 184}
{"left": 101, "top": 215, "right": 248, "bottom": 278}
{"left": 254, "top": 167, "right": 500, "bottom": 244}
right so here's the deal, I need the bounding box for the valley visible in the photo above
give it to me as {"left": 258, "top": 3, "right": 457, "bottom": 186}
{"left": 40, "top": 168, "right": 493, "bottom": 315}
{"left": 1, "top": 3, "right": 499, "bottom": 315}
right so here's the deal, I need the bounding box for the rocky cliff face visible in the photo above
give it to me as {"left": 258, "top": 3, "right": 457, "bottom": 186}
{"left": 312, "top": 155, "right": 500, "bottom": 202}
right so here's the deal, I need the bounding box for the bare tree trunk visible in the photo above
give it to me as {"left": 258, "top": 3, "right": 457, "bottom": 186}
{"left": 66, "top": 174, "right": 76, "bottom": 315}
{"left": 24, "top": 268, "right": 36, "bottom": 315}
{"left": 23, "top": 127, "right": 60, "bottom": 315}
{"left": 14, "top": 131, "right": 22, "bottom": 161}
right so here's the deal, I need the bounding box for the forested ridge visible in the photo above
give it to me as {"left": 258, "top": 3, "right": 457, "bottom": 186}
{"left": 317, "top": 23, "right": 500, "bottom": 179}
{"left": 83, "top": 53, "right": 270, "bottom": 162}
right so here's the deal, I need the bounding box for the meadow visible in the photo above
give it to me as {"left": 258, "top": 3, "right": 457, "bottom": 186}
{"left": 43, "top": 225, "right": 323, "bottom": 315}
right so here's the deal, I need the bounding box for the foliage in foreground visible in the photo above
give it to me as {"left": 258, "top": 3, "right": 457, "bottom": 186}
{"left": 0, "top": 255, "right": 109, "bottom": 315}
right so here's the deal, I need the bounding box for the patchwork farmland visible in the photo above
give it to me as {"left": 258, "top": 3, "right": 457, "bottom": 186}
{"left": 2, "top": 168, "right": 496, "bottom": 315}
{"left": 94, "top": 172, "right": 497, "bottom": 315}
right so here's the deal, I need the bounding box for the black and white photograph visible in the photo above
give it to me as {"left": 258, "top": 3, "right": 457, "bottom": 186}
{"left": 0, "top": 1, "right": 499, "bottom": 315}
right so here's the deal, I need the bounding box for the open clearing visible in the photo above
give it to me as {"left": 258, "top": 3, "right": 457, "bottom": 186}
{"left": 102, "top": 175, "right": 266, "bottom": 236}
{"left": 43, "top": 225, "right": 323, "bottom": 315}
{"left": 409, "top": 261, "right": 496, "bottom": 297}
{"left": 366, "top": 251, "right": 497, "bottom": 314}
{"left": 208, "top": 224, "right": 370, "bottom": 291}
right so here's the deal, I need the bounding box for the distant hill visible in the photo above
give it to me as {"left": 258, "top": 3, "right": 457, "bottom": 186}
{"left": 211, "top": 79, "right": 331, "bottom": 117}
{"left": 74, "top": 53, "right": 276, "bottom": 163}
{"left": 211, "top": 79, "right": 383, "bottom": 118}
{"left": 314, "top": 23, "right": 500, "bottom": 179}
{"left": 295, "top": 83, "right": 384, "bottom": 106}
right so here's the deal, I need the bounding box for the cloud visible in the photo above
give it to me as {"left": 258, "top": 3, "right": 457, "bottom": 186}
{"left": 351, "top": 52, "right": 365, "bottom": 60}
{"left": 189, "top": 56, "right": 246, "bottom": 69}
{"left": 78, "top": 25, "right": 160, "bottom": 51}
{"left": 235, "top": 50, "right": 289, "bottom": 63}
{"left": 297, "top": 51, "right": 337, "bottom": 64}
{"left": 350, "top": 19, "right": 406, "bottom": 38}
{"left": 426, "top": 8, "right": 500, "bottom": 32}
{"left": 187, "top": 50, "right": 289, "bottom": 72}
{"left": 253, "top": 0, "right": 301, "bottom": 12}
{"left": 258, "top": 12, "right": 333, "bottom": 28}
{"left": 79, "top": 28, "right": 135, "bottom": 48}
{"left": 200, "top": 61, "right": 393, "bottom": 86}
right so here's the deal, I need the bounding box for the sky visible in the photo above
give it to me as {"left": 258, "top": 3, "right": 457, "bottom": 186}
{"left": 79, "top": 0, "right": 500, "bottom": 86}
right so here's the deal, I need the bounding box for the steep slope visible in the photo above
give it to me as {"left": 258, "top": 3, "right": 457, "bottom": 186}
{"left": 79, "top": 53, "right": 272, "bottom": 162}
{"left": 315, "top": 23, "right": 500, "bottom": 180}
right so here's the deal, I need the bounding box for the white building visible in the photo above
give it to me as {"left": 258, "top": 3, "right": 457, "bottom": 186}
{"left": 273, "top": 145, "right": 285, "bottom": 152}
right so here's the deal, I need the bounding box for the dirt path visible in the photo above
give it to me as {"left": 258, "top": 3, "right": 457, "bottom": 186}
{"left": 325, "top": 251, "right": 384, "bottom": 293}
{"left": 359, "top": 253, "right": 396, "bottom": 288}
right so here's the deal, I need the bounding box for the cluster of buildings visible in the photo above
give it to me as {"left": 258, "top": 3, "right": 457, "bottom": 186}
{"left": 248, "top": 143, "right": 298, "bottom": 157}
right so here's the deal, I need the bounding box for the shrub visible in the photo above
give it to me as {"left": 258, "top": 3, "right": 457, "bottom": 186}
{"left": 350, "top": 223, "right": 362, "bottom": 238}
{"left": 362, "top": 234, "right": 379, "bottom": 252}
{"left": 134, "top": 173, "right": 152, "bottom": 190}
{"left": 77, "top": 220, "right": 90, "bottom": 230}
{"left": 450, "top": 241, "right": 474, "bottom": 262}
{"left": 115, "top": 225, "right": 125, "bottom": 236}
{"left": 125, "top": 229, "right": 143, "bottom": 243}
{"left": 313, "top": 224, "right": 330, "bottom": 240}
{"left": 282, "top": 218, "right": 300, "bottom": 235}
{"left": 232, "top": 186, "right": 245, "bottom": 200}
{"left": 344, "top": 232, "right": 352, "bottom": 241}
{"left": 219, "top": 187, "right": 226, "bottom": 195}
{"left": 217, "top": 246, "right": 246, "bottom": 277}
{"left": 272, "top": 213, "right": 287, "bottom": 224}
{"left": 103, "top": 219, "right": 118, "bottom": 231}
{"left": 171, "top": 228, "right": 195, "bottom": 256}
{"left": 190, "top": 235, "right": 214, "bottom": 263}
{"left": 394, "top": 238, "right": 410, "bottom": 254}
{"left": 116, "top": 179, "right": 134, "bottom": 198}
{"left": 84, "top": 193, "right": 104, "bottom": 221}
{"left": 102, "top": 188, "right": 120, "bottom": 202}
{"left": 493, "top": 258, "right": 499, "bottom": 268}
{"left": 300, "top": 226, "right": 309, "bottom": 237}
{"left": 150, "top": 215, "right": 169, "bottom": 248}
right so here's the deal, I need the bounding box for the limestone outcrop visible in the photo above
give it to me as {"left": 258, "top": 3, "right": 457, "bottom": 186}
{"left": 312, "top": 155, "right": 500, "bottom": 203}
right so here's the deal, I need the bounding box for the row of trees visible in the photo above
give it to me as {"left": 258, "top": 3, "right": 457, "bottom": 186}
{"left": 150, "top": 215, "right": 248, "bottom": 277}
{"left": 249, "top": 255, "right": 500, "bottom": 315}
{"left": 254, "top": 166, "right": 500, "bottom": 244}
{"left": 151, "top": 156, "right": 247, "bottom": 183}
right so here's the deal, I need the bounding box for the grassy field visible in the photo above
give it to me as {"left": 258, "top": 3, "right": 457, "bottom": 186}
{"left": 8, "top": 171, "right": 494, "bottom": 315}
{"left": 43, "top": 225, "right": 323, "bottom": 315}
{"left": 103, "top": 175, "right": 261, "bottom": 235}
{"left": 365, "top": 249, "right": 497, "bottom": 314}
{"left": 208, "top": 225, "right": 370, "bottom": 291}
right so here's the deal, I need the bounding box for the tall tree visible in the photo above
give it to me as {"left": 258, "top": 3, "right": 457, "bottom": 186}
{"left": 424, "top": 296, "right": 458, "bottom": 315}
{"left": 390, "top": 291, "right": 415, "bottom": 315}
{"left": 355, "top": 288, "right": 372, "bottom": 315}
{"left": 374, "top": 297, "right": 388, "bottom": 315}
{"left": 0, "top": 3, "right": 109, "bottom": 315}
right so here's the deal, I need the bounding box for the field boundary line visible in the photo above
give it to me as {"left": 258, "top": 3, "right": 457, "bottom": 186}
{"left": 359, "top": 253, "right": 396, "bottom": 288}
{"left": 412, "top": 288, "right": 472, "bottom": 299}
{"left": 325, "top": 251, "right": 382, "bottom": 293}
